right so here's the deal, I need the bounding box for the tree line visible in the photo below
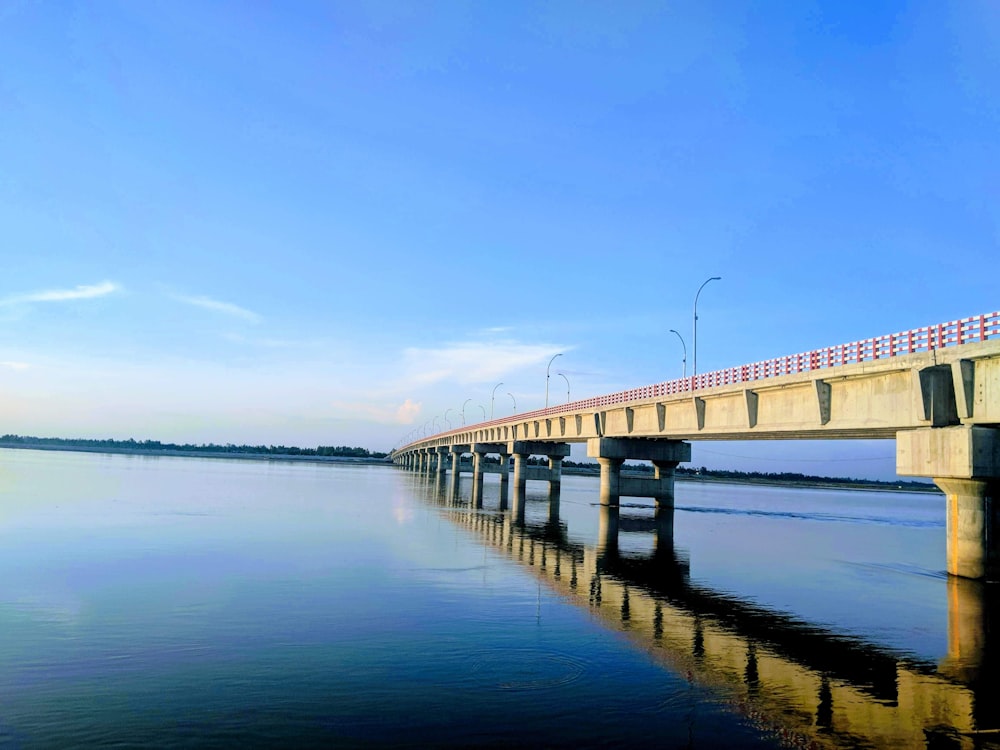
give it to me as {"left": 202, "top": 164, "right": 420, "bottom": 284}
{"left": 0, "top": 434, "right": 388, "bottom": 459}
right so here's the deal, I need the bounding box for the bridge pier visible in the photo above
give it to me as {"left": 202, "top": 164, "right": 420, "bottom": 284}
{"left": 507, "top": 441, "right": 570, "bottom": 496}
{"left": 587, "top": 438, "right": 691, "bottom": 506}
{"left": 898, "top": 426, "right": 1000, "bottom": 580}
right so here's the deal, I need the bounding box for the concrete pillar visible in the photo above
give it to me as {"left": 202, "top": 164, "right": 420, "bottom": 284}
{"left": 547, "top": 485, "right": 561, "bottom": 525}
{"left": 597, "top": 457, "right": 623, "bottom": 506}
{"left": 498, "top": 452, "right": 510, "bottom": 487}
{"left": 936, "top": 478, "right": 999, "bottom": 580}
{"left": 548, "top": 455, "right": 563, "bottom": 487}
{"left": 512, "top": 452, "right": 528, "bottom": 496}
{"left": 512, "top": 482, "right": 526, "bottom": 526}
{"left": 435, "top": 447, "right": 448, "bottom": 475}
{"left": 652, "top": 460, "right": 679, "bottom": 507}
{"left": 472, "top": 450, "right": 485, "bottom": 491}
{"left": 897, "top": 426, "right": 1000, "bottom": 580}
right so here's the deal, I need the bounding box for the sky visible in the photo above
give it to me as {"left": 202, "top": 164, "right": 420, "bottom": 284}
{"left": 1, "top": 1, "right": 997, "bottom": 479}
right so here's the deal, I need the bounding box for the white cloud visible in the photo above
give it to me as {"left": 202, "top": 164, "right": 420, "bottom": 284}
{"left": 0, "top": 361, "right": 30, "bottom": 370}
{"left": 174, "top": 294, "right": 261, "bottom": 323}
{"left": 329, "top": 398, "right": 423, "bottom": 425}
{"left": 395, "top": 398, "right": 421, "bottom": 423}
{"left": 1, "top": 281, "right": 120, "bottom": 305}
{"left": 401, "top": 339, "right": 566, "bottom": 386}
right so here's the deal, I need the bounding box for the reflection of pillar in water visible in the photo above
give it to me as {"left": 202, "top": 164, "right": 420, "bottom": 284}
{"left": 940, "top": 576, "right": 986, "bottom": 684}
{"left": 598, "top": 501, "right": 619, "bottom": 554}
{"left": 653, "top": 504, "right": 674, "bottom": 555}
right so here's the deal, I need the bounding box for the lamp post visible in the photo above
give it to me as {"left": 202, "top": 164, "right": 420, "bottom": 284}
{"left": 478, "top": 404, "right": 486, "bottom": 421}
{"left": 693, "top": 276, "right": 722, "bottom": 376}
{"left": 443, "top": 409, "right": 452, "bottom": 429}
{"left": 491, "top": 382, "right": 504, "bottom": 419}
{"left": 545, "top": 353, "right": 563, "bottom": 409}
{"left": 432, "top": 417, "right": 440, "bottom": 432}
{"left": 557, "top": 372, "right": 570, "bottom": 403}
{"left": 462, "top": 399, "right": 471, "bottom": 425}
{"left": 508, "top": 392, "right": 516, "bottom": 413}
{"left": 669, "top": 329, "right": 687, "bottom": 378}
{"left": 423, "top": 421, "right": 430, "bottom": 437}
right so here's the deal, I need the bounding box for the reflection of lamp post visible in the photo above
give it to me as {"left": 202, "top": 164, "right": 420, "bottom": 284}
{"left": 557, "top": 372, "right": 570, "bottom": 403}
{"left": 669, "top": 329, "right": 687, "bottom": 378}
{"left": 462, "top": 399, "right": 471, "bottom": 425}
{"left": 443, "top": 409, "right": 452, "bottom": 429}
{"left": 545, "top": 353, "right": 563, "bottom": 408}
{"left": 508, "top": 392, "right": 517, "bottom": 413}
{"left": 693, "top": 276, "right": 721, "bottom": 376}
{"left": 491, "top": 382, "right": 504, "bottom": 419}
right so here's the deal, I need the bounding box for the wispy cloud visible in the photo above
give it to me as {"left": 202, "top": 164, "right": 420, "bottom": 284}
{"left": 401, "top": 339, "right": 568, "bottom": 386}
{"left": 0, "top": 361, "right": 30, "bottom": 370}
{"left": 174, "top": 294, "right": 261, "bottom": 323}
{"left": 329, "top": 398, "right": 423, "bottom": 424}
{"left": 1, "top": 281, "right": 120, "bottom": 305}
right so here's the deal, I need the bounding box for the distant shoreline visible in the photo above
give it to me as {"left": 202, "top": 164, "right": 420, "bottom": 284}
{"left": 0, "top": 442, "right": 939, "bottom": 494}
{"left": 0, "top": 443, "right": 392, "bottom": 466}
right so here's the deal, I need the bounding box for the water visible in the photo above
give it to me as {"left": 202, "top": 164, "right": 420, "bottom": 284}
{"left": 0, "top": 449, "right": 996, "bottom": 748}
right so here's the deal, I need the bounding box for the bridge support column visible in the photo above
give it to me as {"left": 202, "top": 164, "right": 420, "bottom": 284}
{"left": 587, "top": 438, "right": 691, "bottom": 507}
{"left": 898, "top": 426, "right": 1000, "bottom": 580}
{"left": 596, "top": 457, "right": 623, "bottom": 506}
{"left": 434, "top": 447, "right": 448, "bottom": 476}
{"left": 548, "top": 455, "right": 563, "bottom": 488}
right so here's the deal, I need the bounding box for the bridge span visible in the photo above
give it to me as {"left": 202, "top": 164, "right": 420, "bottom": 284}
{"left": 392, "top": 312, "right": 1000, "bottom": 580}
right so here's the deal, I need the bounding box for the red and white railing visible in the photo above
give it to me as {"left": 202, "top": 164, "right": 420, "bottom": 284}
{"left": 405, "top": 311, "right": 999, "bottom": 447}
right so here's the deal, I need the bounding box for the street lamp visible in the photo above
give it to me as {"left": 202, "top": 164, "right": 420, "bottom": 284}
{"left": 432, "top": 416, "right": 440, "bottom": 432}
{"left": 508, "top": 392, "right": 516, "bottom": 413}
{"left": 693, "top": 276, "right": 721, "bottom": 376}
{"left": 462, "top": 398, "right": 471, "bottom": 425}
{"left": 557, "top": 372, "right": 570, "bottom": 403}
{"left": 545, "top": 353, "right": 563, "bottom": 409}
{"left": 443, "top": 409, "right": 452, "bottom": 429}
{"left": 490, "top": 382, "right": 504, "bottom": 419}
{"left": 669, "top": 329, "right": 687, "bottom": 378}
{"left": 478, "top": 404, "right": 486, "bottom": 421}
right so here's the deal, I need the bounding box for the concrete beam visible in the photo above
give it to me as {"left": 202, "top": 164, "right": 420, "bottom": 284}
{"left": 587, "top": 437, "right": 691, "bottom": 463}
{"left": 508, "top": 440, "right": 571, "bottom": 457}
{"left": 471, "top": 442, "right": 506, "bottom": 455}
{"left": 896, "top": 426, "right": 1000, "bottom": 480}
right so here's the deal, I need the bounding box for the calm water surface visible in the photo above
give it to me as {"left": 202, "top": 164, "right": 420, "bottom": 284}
{"left": 0, "top": 449, "right": 996, "bottom": 748}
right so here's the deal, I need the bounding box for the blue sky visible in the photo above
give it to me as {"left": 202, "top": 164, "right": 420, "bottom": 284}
{"left": 1, "top": 1, "right": 997, "bottom": 478}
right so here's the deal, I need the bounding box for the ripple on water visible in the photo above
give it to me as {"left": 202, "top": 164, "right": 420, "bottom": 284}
{"left": 470, "top": 649, "right": 588, "bottom": 691}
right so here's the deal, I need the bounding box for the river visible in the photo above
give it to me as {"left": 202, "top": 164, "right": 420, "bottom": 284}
{"left": 0, "top": 448, "right": 995, "bottom": 748}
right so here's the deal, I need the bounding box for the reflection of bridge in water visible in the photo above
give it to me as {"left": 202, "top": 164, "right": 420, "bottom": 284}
{"left": 414, "top": 472, "right": 1000, "bottom": 750}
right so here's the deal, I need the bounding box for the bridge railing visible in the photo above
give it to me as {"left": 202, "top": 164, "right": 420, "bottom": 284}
{"left": 403, "top": 310, "right": 999, "bottom": 448}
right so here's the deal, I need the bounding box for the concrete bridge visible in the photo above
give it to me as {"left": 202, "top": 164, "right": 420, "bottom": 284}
{"left": 393, "top": 311, "right": 1000, "bottom": 580}
{"left": 420, "top": 481, "right": 999, "bottom": 750}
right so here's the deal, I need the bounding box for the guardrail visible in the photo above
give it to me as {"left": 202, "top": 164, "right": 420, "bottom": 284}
{"left": 401, "top": 311, "right": 1000, "bottom": 449}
